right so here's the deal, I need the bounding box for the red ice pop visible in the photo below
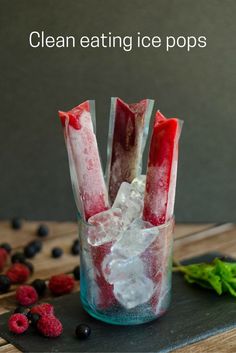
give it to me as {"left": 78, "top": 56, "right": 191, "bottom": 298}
{"left": 59, "top": 101, "right": 109, "bottom": 220}
{"left": 143, "top": 111, "right": 182, "bottom": 226}
{"left": 106, "top": 98, "right": 154, "bottom": 203}
{"left": 59, "top": 101, "right": 114, "bottom": 308}
{"left": 143, "top": 111, "right": 182, "bottom": 315}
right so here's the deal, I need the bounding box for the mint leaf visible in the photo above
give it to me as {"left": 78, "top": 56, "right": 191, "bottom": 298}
{"left": 173, "top": 257, "right": 236, "bottom": 297}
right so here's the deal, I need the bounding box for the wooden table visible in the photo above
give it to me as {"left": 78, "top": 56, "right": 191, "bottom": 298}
{"left": 0, "top": 221, "right": 235, "bottom": 352}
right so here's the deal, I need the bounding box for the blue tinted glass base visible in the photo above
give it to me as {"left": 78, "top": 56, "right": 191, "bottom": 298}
{"left": 80, "top": 292, "right": 169, "bottom": 326}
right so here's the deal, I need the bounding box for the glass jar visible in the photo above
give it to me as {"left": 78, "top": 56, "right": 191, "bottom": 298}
{"left": 79, "top": 216, "right": 174, "bottom": 325}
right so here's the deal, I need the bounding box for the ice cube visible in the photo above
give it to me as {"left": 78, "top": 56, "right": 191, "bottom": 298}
{"left": 112, "top": 182, "right": 131, "bottom": 209}
{"left": 131, "top": 175, "right": 146, "bottom": 193}
{"left": 87, "top": 208, "right": 123, "bottom": 246}
{"left": 114, "top": 276, "right": 154, "bottom": 309}
{"left": 102, "top": 254, "right": 144, "bottom": 284}
{"left": 111, "top": 218, "right": 160, "bottom": 258}
{"left": 112, "top": 182, "right": 144, "bottom": 227}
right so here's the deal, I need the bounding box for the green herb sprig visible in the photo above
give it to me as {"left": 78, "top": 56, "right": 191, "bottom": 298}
{"left": 173, "top": 258, "right": 236, "bottom": 297}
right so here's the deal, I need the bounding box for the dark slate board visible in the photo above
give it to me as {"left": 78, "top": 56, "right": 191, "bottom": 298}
{"left": 1, "top": 253, "right": 236, "bottom": 353}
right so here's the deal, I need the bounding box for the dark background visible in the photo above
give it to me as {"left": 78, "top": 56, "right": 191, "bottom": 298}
{"left": 0, "top": 0, "right": 235, "bottom": 222}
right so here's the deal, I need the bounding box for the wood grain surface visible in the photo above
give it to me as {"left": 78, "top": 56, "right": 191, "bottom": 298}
{"left": 0, "top": 221, "right": 235, "bottom": 352}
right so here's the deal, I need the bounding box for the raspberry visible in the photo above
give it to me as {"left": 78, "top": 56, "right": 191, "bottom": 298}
{"left": 16, "top": 285, "right": 38, "bottom": 306}
{"left": 0, "top": 248, "right": 8, "bottom": 271}
{"left": 37, "top": 315, "right": 63, "bottom": 337}
{"left": 49, "top": 274, "right": 75, "bottom": 295}
{"left": 6, "top": 263, "right": 30, "bottom": 284}
{"left": 31, "top": 303, "right": 54, "bottom": 316}
{"left": 8, "top": 313, "right": 29, "bottom": 334}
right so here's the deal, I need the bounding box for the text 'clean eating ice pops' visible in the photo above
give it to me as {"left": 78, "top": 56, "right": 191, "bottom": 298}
{"left": 58, "top": 101, "right": 109, "bottom": 221}
{"left": 143, "top": 111, "right": 183, "bottom": 226}
{"left": 106, "top": 98, "right": 154, "bottom": 203}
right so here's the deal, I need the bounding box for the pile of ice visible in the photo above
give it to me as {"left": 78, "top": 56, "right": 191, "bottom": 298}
{"left": 87, "top": 175, "right": 161, "bottom": 309}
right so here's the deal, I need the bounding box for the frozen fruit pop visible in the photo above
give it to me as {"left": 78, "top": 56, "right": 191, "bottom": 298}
{"left": 106, "top": 97, "right": 154, "bottom": 203}
{"left": 59, "top": 101, "right": 114, "bottom": 309}
{"left": 143, "top": 111, "right": 183, "bottom": 226}
{"left": 59, "top": 101, "right": 109, "bottom": 220}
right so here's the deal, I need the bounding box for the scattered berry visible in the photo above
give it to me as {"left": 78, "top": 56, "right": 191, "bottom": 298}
{"left": 75, "top": 324, "right": 91, "bottom": 339}
{"left": 0, "top": 248, "right": 8, "bottom": 271}
{"left": 24, "top": 244, "right": 37, "bottom": 259}
{"left": 8, "top": 313, "right": 29, "bottom": 334}
{"left": 49, "top": 274, "right": 75, "bottom": 295}
{"left": 31, "top": 303, "right": 54, "bottom": 316}
{"left": 0, "top": 274, "right": 11, "bottom": 293}
{"left": 51, "top": 247, "right": 63, "bottom": 258}
{"left": 27, "top": 312, "right": 40, "bottom": 327}
{"left": 11, "top": 252, "right": 26, "bottom": 264}
{"left": 37, "top": 315, "right": 63, "bottom": 337}
{"left": 0, "top": 248, "right": 8, "bottom": 261}
{"left": 28, "top": 240, "right": 42, "bottom": 253}
{"left": 73, "top": 265, "right": 80, "bottom": 280}
{"left": 37, "top": 224, "right": 49, "bottom": 237}
{"left": 16, "top": 285, "right": 38, "bottom": 306}
{"left": 23, "top": 261, "right": 34, "bottom": 274}
{"left": 7, "top": 263, "right": 30, "bottom": 284}
{"left": 71, "top": 242, "right": 80, "bottom": 255}
{"left": 11, "top": 218, "right": 22, "bottom": 230}
{"left": 31, "top": 279, "right": 46, "bottom": 296}
{"left": 14, "top": 306, "right": 28, "bottom": 315}
{"left": 0, "top": 243, "right": 12, "bottom": 253}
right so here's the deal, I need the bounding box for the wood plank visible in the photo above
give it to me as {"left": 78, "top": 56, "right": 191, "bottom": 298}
{"left": 174, "top": 226, "right": 236, "bottom": 261}
{"left": 0, "top": 221, "right": 77, "bottom": 250}
{"left": 175, "top": 223, "right": 235, "bottom": 244}
{"left": 174, "top": 224, "right": 215, "bottom": 239}
{"left": 0, "top": 339, "right": 7, "bottom": 347}
{"left": 173, "top": 328, "right": 236, "bottom": 353}
{"left": 0, "top": 344, "right": 20, "bottom": 353}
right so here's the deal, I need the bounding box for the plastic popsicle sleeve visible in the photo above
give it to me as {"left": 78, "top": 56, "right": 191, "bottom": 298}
{"left": 58, "top": 100, "right": 110, "bottom": 221}
{"left": 142, "top": 110, "right": 183, "bottom": 315}
{"left": 143, "top": 111, "right": 183, "bottom": 226}
{"left": 106, "top": 97, "right": 154, "bottom": 204}
{"left": 59, "top": 101, "right": 116, "bottom": 309}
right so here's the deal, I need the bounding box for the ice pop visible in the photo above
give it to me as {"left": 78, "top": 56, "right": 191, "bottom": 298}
{"left": 106, "top": 98, "right": 154, "bottom": 203}
{"left": 59, "top": 101, "right": 109, "bottom": 220}
{"left": 143, "top": 111, "right": 182, "bottom": 226}
{"left": 143, "top": 111, "right": 182, "bottom": 314}
{"left": 59, "top": 101, "right": 116, "bottom": 309}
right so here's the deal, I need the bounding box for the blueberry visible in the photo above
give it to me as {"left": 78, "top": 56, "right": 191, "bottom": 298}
{"left": 11, "top": 252, "right": 26, "bottom": 264}
{"left": 37, "top": 224, "right": 49, "bottom": 237}
{"left": 75, "top": 324, "right": 91, "bottom": 339}
{"left": 14, "top": 306, "right": 28, "bottom": 314}
{"left": 24, "top": 245, "right": 37, "bottom": 259}
{"left": 27, "top": 312, "right": 40, "bottom": 326}
{"left": 51, "top": 247, "right": 63, "bottom": 258}
{"left": 73, "top": 239, "right": 79, "bottom": 246}
{"left": 11, "top": 218, "right": 22, "bottom": 230}
{"left": 71, "top": 243, "right": 80, "bottom": 255}
{"left": 23, "top": 261, "right": 34, "bottom": 274}
{"left": 0, "top": 243, "right": 12, "bottom": 253}
{"left": 28, "top": 240, "right": 42, "bottom": 253}
{"left": 31, "top": 279, "right": 46, "bottom": 296}
{"left": 0, "top": 275, "right": 11, "bottom": 293}
{"left": 73, "top": 265, "right": 80, "bottom": 280}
